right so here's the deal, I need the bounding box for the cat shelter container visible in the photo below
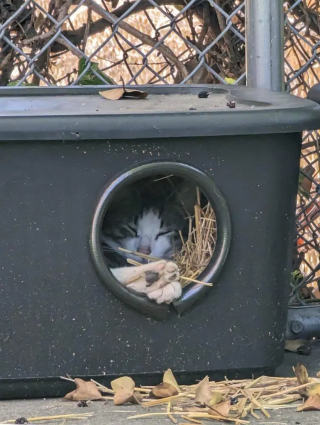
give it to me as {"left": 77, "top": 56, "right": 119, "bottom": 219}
{"left": 0, "top": 85, "right": 319, "bottom": 399}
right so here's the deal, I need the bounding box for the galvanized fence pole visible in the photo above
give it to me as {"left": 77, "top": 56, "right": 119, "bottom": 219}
{"left": 246, "top": 0, "right": 284, "bottom": 91}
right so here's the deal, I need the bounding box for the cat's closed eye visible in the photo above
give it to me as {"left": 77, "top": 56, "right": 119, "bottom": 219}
{"left": 122, "top": 224, "right": 138, "bottom": 237}
{"left": 155, "top": 230, "right": 177, "bottom": 240}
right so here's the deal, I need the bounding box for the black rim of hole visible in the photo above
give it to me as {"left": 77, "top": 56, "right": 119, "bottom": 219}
{"left": 90, "top": 161, "right": 232, "bottom": 320}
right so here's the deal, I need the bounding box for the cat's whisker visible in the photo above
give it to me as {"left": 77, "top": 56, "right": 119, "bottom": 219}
{"left": 118, "top": 247, "right": 161, "bottom": 262}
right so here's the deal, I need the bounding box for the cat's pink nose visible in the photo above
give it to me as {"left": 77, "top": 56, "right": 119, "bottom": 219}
{"left": 137, "top": 246, "right": 151, "bottom": 255}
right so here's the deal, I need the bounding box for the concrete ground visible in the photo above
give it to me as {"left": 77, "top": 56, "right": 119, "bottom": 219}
{"left": 1, "top": 344, "right": 320, "bottom": 425}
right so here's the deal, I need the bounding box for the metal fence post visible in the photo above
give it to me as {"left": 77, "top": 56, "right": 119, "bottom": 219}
{"left": 246, "top": 0, "right": 284, "bottom": 91}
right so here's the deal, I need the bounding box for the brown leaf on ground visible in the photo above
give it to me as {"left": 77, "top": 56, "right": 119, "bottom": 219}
{"left": 208, "top": 391, "right": 224, "bottom": 406}
{"left": 114, "top": 389, "right": 134, "bottom": 406}
{"left": 111, "top": 376, "right": 135, "bottom": 393}
{"left": 133, "top": 391, "right": 143, "bottom": 403}
{"left": 308, "top": 383, "right": 320, "bottom": 396}
{"left": 64, "top": 378, "right": 103, "bottom": 401}
{"left": 163, "top": 369, "right": 180, "bottom": 392}
{"left": 294, "top": 363, "right": 309, "bottom": 385}
{"left": 113, "top": 390, "right": 142, "bottom": 406}
{"left": 209, "top": 399, "right": 231, "bottom": 417}
{"left": 111, "top": 376, "right": 138, "bottom": 406}
{"left": 195, "top": 376, "right": 212, "bottom": 405}
{"left": 151, "top": 382, "right": 178, "bottom": 398}
{"left": 297, "top": 394, "right": 320, "bottom": 411}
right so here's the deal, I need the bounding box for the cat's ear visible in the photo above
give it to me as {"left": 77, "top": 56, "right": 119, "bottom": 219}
{"left": 168, "top": 181, "right": 198, "bottom": 216}
{"left": 108, "top": 186, "right": 141, "bottom": 212}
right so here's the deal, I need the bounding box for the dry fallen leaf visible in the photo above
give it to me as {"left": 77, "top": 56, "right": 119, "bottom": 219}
{"left": 64, "top": 378, "right": 103, "bottom": 401}
{"left": 195, "top": 376, "right": 212, "bottom": 405}
{"left": 308, "top": 383, "right": 320, "bottom": 396}
{"left": 297, "top": 394, "right": 320, "bottom": 411}
{"left": 163, "top": 369, "right": 180, "bottom": 392}
{"left": 114, "top": 389, "right": 134, "bottom": 406}
{"left": 133, "top": 391, "right": 143, "bottom": 403}
{"left": 151, "top": 382, "right": 178, "bottom": 398}
{"left": 208, "top": 391, "right": 224, "bottom": 406}
{"left": 209, "top": 399, "right": 231, "bottom": 417}
{"left": 111, "top": 376, "right": 135, "bottom": 393}
{"left": 99, "top": 88, "right": 148, "bottom": 100}
{"left": 111, "top": 376, "right": 137, "bottom": 406}
{"left": 294, "top": 363, "right": 309, "bottom": 385}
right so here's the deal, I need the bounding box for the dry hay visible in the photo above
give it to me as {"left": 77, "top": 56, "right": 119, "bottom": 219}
{"left": 58, "top": 364, "right": 320, "bottom": 423}
{"left": 174, "top": 189, "right": 217, "bottom": 288}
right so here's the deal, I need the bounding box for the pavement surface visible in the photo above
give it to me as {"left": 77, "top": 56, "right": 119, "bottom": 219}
{"left": 1, "top": 343, "right": 320, "bottom": 425}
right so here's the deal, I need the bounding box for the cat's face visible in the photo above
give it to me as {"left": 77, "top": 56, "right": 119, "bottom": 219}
{"left": 101, "top": 177, "right": 197, "bottom": 267}
{"left": 104, "top": 208, "right": 182, "bottom": 263}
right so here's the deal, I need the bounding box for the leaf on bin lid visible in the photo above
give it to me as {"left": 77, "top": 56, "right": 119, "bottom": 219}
{"left": 99, "top": 88, "right": 126, "bottom": 100}
{"left": 294, "top": 363, "right": 309, "bottom": 385}
{"left": 99, "top": 77, "right": 148, "bottom": 100}
{"left": 99, "top": 88, "right": 148, "bottom": 100}
{"left": 163, "top": 369, "right": 180, "bottom": 392}
{"left": 297, "top": 394, "right": 320, "bottom": 411}
{"left": 209, "top": 399, "right": 231, "bottom": 417}
{"left": 151, "top": 382, "right": 178, "bottom": 398}
{"left": 64, "top": 378, "right": 103, "bottom": 401}
{"left": 195, "top": 376, "right": 212, "bottom": 405}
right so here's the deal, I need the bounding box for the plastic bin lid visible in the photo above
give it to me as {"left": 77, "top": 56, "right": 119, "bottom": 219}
{"left": 0, "top": 85, "right": 319, "bottom": 141}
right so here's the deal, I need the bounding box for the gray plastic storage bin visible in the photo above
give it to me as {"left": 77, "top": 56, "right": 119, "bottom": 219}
{"left": 0, "top": 85, "right": 319, "bottom": 399}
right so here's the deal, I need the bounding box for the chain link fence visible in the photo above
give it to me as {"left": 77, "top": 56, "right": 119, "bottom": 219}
{"left": 1, "top": 0, "right": 320, "bottom": 306}
{"left": 285, "top": 0, "right": 320, "bottom": 306}
{"left": 0, "top": 0, "right": 245, "bottom": 86}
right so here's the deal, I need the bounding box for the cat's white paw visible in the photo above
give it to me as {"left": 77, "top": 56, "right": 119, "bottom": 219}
{"left": 147, "top": 281, "right": 182, "bottom": 304}
{"left": 122, "top": 260, "right": 182, "bottom": 304}
{"left": 144, "top": 261, "right": 179, "bottom": 290}
{"left": 146, "top": 262, "right": 181, "bottom": 304}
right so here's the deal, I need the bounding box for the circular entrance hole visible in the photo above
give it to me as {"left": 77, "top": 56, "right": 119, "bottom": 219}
{"left": 90, "top": 162, "right": 231, "bottom": 319}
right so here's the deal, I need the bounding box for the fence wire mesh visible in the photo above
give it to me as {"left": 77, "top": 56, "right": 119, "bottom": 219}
{"left": 285, "top": 0, "right": 320, "bottom": 306}
{"left": 1, "top": 0, "right": 320, "bottom": 305}
{"left": 0, "top": 0, "right": 245, "bottom": 86}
